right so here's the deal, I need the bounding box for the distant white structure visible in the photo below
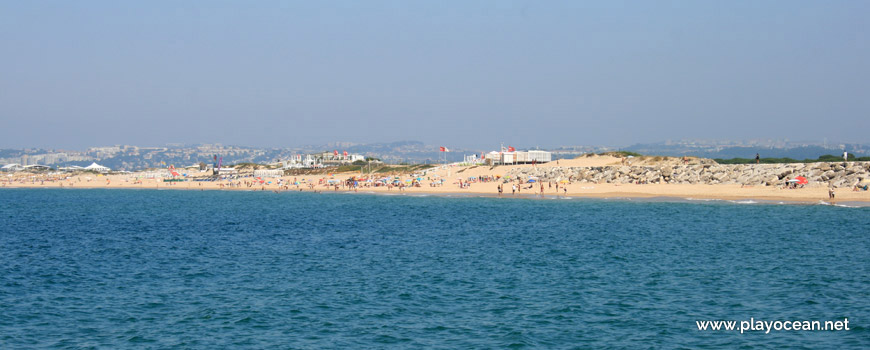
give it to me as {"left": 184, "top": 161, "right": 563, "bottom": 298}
{"left": 214, "top": 167, "right": 238, "bottom": 175}
{"left": 1, "top": 163, "right": 24, "bottom": 172}
{"left": 59, "top": 165, "right": 86, "bottom": 172}
{"left": 283, "top": 152, "right": 365, "bottom": 168}
{"left": 463, "top": 154, "right": 485, "bottom": 165}
{"left": 253, "top": 169, "right": 284, "bottom": 177}
{"left": 484, "top": 150, "right": 552, "bottom": 165}
{"left": 23, "top": 165, "right": 52, "bottom": 171}
{"left": 84, "top": 162, "right": 111, "bottom": 173}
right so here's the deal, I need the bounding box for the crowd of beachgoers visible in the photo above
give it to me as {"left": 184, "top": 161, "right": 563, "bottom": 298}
{"left": 3, "top": 155, "right": 868, "bottom": 203}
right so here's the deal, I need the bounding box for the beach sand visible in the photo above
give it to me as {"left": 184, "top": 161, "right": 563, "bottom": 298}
{"left": 3, "top": 155, "right": 868, "bottom": 204}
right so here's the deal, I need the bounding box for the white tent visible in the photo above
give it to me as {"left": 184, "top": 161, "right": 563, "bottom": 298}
{"left": 84, "top": 162, "right": 110, "bottom": 173}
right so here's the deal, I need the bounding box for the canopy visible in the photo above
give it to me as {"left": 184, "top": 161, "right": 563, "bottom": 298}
{"left": 527, "top": 179, "right": 537, "bottom": 183}
{"left": 559, "top": 180, "right": 570, "bottom": 183}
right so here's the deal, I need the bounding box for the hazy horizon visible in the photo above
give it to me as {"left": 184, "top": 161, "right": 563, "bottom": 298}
{"left": 2, "top": 1, "right": 868, "bottom": 149}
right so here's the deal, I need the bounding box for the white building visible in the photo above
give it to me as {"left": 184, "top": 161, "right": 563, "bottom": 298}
{"left": 484, "top": 150, "right": 552, "bottom": 165}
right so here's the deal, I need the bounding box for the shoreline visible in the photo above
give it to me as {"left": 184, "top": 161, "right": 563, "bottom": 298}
{"left": 4, "top": 184, "right": 868, "bottom": 207}
{"left": 3, "top": 155, "right": 868, "bottom": 205}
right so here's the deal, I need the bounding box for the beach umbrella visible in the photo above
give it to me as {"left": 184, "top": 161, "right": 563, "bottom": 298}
{"left": 527, "top": 179, "right": 537, "bottom": 183}
{"left": 794, "top": 176, "right": 808, "bottom": 185}
{"left": 560, "top": 180, "right": 570, "bottom": 183}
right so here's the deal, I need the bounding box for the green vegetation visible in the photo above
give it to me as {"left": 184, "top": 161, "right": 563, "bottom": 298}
{"left": 229, "top": 162, "right": 264, "bottom": 169}
{"left": 283, "top": 163, "right": 434, "bottom": 175}
{"left": 335, "top": 165, "right": 364, "bottom": 172}
{"left": 600, "top": 151, "right": 643, "bottom": 158}
{"left": 714, "top": 154, "right": 870, "bottom": 164}
{"left": 373, "top": 164, "right": 432, "bottom": 173}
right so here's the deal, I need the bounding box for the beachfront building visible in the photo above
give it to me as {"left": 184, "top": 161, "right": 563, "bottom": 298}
{"left": 484, "top": 150, "right": 552, "bottom": 165}
{"left": 58, "top": 165, "right": 86, "bottom": 172}
{"left": 463, "top": 154, "right": 486, "bottom": 165}
{"left": 284, "top": 152, "right": 367, "bottom": 168}
{"left": 1, "top": 163, "right": 24, "bottom": 172}
{"left": 23, "top": 165, "right": 52, "bottom": 171}
{"left": 283, "top": 154, "right": 322, "bottom": 169}
{"left": 214, "top": 167, "right": 238, "bottom": 175}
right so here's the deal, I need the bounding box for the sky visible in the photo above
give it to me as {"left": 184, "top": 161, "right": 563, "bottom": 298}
{"left": 1, "top": 1, "right": 868, "bottom": 150}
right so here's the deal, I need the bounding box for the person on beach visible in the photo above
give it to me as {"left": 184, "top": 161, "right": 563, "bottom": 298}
{"left": 512, "top": 184, "right": 516, "bottom": 195}
{"left": 498, "top": 184, "right": 503, "bottom": 196}
{"left": 829, "top": 187, "right": 835, "bottom": 199}
{"left": 755, "top": 153, "right": 760, "bottom": 164}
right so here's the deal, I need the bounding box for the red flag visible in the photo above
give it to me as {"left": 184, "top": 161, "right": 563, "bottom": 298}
{"left": 439, "top": 146, "right": 449, "bottom": 152}
{"left": 334, "top": 150, "right": 338, "bottom": 156}
{"left": 508, "top": 146, "right": 515, "bottom": 152}
{"left": 343, "top": 151, "right": 348, "bottom": 156}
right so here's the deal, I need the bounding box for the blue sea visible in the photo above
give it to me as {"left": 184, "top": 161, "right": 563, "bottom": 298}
{"left": 1, "top": 189, "right": 868, "bottom": 349}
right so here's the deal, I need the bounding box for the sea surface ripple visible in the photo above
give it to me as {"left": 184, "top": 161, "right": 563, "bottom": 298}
{"left": 1, "top": 189, "right": 868, "bottom": 349}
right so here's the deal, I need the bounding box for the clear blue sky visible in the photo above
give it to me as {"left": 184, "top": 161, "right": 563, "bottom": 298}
{"left": 2, "top": 1, "right": 868, "bottom": 149}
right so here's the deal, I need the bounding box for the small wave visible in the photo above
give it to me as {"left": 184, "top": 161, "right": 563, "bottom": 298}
{"left": 729, "top": 200, "right": 758, "bottom": 204}
{"left": 684, "top": 198, "right": 721, "bottom": 202}
{"left": 816, "top": 200, "right": 863, "bottom": 208}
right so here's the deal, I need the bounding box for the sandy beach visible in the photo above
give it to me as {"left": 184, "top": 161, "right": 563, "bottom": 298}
{"left": 4, "top": 155, "right": 868, "bottom": 204}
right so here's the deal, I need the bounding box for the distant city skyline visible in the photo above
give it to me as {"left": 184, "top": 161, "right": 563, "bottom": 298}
{"left": 2, "top": 1, "right": 868, "bottom": 149}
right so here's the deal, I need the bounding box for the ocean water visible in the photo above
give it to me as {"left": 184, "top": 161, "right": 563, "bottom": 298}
{"left": 1, "top": 189, "right": 868, "bottom": 349}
